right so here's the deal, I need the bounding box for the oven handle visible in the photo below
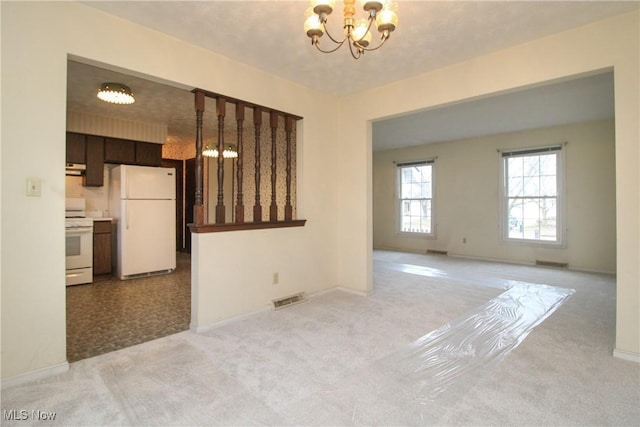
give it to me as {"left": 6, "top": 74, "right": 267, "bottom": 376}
{"left": 66, "top": 226, "right": 93, "bottom": 234}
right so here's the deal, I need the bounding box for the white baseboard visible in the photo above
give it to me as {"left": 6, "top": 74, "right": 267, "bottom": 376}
{"left": 0, "top": 362, "right": 69, "bottom": 389}
{"left": 191, "top": 286, "right": 373, "bottom": 334}
{"left": 191, "top": 305, "right": 272, "bottom": 334}
{"left": 613, "top": 348, "right": 640, "bottom": 363}
{"left": 334, "top": 286, "right": 373, "bottom": 297}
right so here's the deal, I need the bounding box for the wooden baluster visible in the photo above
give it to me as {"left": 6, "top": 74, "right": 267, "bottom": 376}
{"left": 235, "top": 103, "right": 245, "bottom": 223}
{"left": 193, "top": 90, "right": 205, "bottom": 225}
{"left": 269, "top": 111, "right": 278, "bottom": 221}
{"left": 285, "top": 115, "right": 294, "bottom": 221}
{"left": 253, "top": 107, "right": 262, "bottom": 222}
{"left": 215, "top": 97, "right": 226, "bottom": 224}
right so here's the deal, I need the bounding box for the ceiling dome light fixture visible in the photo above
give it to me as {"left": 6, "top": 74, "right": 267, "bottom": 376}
{"left": 203, "top": 144, "right": 238, "bottom": 159}
{"left": 97, "top": 82, "right": 135, "bottom": 105}
{"left": 304, "top": 0, "right": 398, "bottom": 59}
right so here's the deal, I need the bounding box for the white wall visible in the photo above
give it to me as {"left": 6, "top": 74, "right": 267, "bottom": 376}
{"left": 1, "top": 2, "right": 340, "bottom": 381}
{"left": 337, "top": 11, "right": 639, "bottom": 356}
{"left": 1, "top": 3, "right": 638, "bottom": 382}
{"left": 373, "top": 119, "right": 616, "bottom": 273}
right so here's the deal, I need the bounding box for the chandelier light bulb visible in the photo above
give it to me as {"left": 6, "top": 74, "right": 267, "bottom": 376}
{"left": 352, "top": 19, "right": 372, "bottom": 47}
{"left": 376, "top": 1, "right": 398, "bottom": 33}
{"left": 304, "top": 9, "right": 324, "bottom": 39}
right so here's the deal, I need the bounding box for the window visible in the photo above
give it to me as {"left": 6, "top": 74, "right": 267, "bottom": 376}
{"left": 502, "top": 146, "right": 563, "bottom": 244}
{"left": 398, "top": 161, "right": 434, "bottom": 235}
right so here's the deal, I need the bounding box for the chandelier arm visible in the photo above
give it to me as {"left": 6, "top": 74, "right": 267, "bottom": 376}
{"left": 356, "top": 34, "right": 390, "bottom": 52}
{"left": 321, "top": 20, "right": 349, "bottom": 45}
{"left": 352, "top": 15, "right": 376, "bottom": 44}
{"left": 314, "top": 40, "right": 347, "bottom": 54}
{"left": 347, "top": 37, "right": 363, "bottom": 60}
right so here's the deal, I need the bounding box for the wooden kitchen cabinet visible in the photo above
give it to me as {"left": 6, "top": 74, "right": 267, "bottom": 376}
{"left": 85, "top": 135, "right": 105, "bottom": 187}
{"left": 135, "top": 141, "right": 163, "bottom": 166}
{"left": 104, "top": 137, "right": 136, "bottom": 164}
{"left": 93, "top": 220, "right": 112, "bottom": 276}
{"left": 66, "top": 132, "right": 86, "bottom": 164}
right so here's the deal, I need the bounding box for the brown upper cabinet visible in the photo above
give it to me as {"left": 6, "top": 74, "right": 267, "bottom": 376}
{"left": 66, "top": 132, "right": 164, "bottom": 187}
{"left": 104, "top": 137, "right": 136, "bottom": 164}
{"left": 85, "top": 135, "right": 105, "bottom": 187}
{"left": 135, "top": 141, "right": 163, "bottom": 166}
{"left": 66, "top": 132, "right": 86, "bottom": 164}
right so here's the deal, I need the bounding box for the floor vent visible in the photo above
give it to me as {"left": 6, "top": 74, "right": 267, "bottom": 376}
{"left": 426, "top": 249, "right": 448, "bottom": 256}
{"left": 272, "top": 292, "right": 306, "bottom": 310}
{"left": 536, "top": 260, "right": 568, "bottom": 268}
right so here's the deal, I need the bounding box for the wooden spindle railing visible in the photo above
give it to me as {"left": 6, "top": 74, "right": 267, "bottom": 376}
{"left": 253, "top": 107, "right": 262, "bottom": 223}
{"left": 269, "top": 111, "right": 278, "bottom": 221}
{"left": 235, "top": 103, "right": 245, "bottom": 223}
{"left": 193, "top": 90, "right": 205, "bottom": 225}
{"left": 215, "top": 97, "right": 226, "bottom": 224}
{"left": 189, "top": 89, "right": 305, "bottom": 233}
{"left": 285, "top": 115, "right": 294, "bottom": 221}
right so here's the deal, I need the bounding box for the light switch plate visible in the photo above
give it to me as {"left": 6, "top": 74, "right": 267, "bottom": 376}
{"left": 26, "top": 178, "right": 41, "bottom": 197}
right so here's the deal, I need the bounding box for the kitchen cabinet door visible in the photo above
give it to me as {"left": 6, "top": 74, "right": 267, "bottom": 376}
{"left": 93, "top": 220, "right": 112, "bottom": 275}
{"left": 105, "top": 137, "right": 136, "bottom": 164}
{"left": 135, "top": 141, "right": 163, "bottom": 166}
{"left": 85, "top": 135, "right": 104, "bottom": 187}
{"left": 66, "top": 132, "right": 86, "bottom": 164}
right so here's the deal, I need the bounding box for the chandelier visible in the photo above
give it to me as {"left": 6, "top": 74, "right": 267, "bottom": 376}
{"left": 97, "top": 82, "right": 135, "bottom": 105}
{"left": 304, "top": 0, "right": 398, "bottom": 59}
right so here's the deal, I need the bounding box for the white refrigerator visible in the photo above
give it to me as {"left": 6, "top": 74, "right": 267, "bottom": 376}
{"left": 110, "top": 165, "right": 176, "bottom": 280}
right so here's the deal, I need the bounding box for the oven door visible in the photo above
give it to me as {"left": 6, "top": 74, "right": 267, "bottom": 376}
{"left": 65, "top": 226, "right": 93, "bottom": 270}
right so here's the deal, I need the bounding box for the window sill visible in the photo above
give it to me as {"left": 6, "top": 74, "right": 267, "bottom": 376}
{"left": 502, "top": 237, "right": 565, "bottom": 248}
{"left": 396, "top": 231, "right": 436, "bottom": 239}
{"left": 189, "top": 219, "right": 307, "bottom": 233}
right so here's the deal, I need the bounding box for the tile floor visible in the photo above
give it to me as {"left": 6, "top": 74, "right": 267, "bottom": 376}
{"left": 66, "top": 252, "right": 191, "bottom": 362}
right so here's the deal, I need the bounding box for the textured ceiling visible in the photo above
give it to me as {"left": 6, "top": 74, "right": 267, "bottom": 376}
{"left": 69, "top": 1, "right": 637, "bottom": 150}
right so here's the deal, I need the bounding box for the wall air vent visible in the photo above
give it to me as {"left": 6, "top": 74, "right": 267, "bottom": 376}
{"left": 536, "top": 260, "right": 568, "bottom": 268}
{"left": 272, "top": 292, "right": 306, "bottom": 310}
{"left": 426, "top": 249, "right": 448, "bottom": 256}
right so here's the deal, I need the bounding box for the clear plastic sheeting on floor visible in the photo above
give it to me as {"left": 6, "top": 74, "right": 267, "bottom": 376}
{"left": 389, "top": 282, "right": 575, "bottom": 403}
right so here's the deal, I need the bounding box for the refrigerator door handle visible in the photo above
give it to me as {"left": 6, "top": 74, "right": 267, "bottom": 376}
{"left": 126, "top": 207, "right": 130, "bottom": 230}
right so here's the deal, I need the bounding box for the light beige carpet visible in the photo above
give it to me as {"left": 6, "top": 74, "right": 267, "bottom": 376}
{"left": 2, "top": 251, "right": 638, "bottom": 426}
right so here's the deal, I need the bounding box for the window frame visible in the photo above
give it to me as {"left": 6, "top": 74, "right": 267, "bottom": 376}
{"left": 396, "top": 160, "right": 436, "bottom": 238}
{"left": 500, "top": 145, "right": 565, "bottom": 247}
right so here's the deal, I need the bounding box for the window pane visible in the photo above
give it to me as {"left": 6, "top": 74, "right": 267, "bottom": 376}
{"left": 523, "top": 176, "right": 540, "bottom": 197}
{"left": 508, "top": 177, "right": 523, "bottom": 197}
{"left": 540, "top": 176, "right": 556, "bottom": 196}
{"left": 539, "top": 154, "right": 556, "bottom": 176}
{"left": 398, "top": 163, "right": 433, "bottom": 234}
{"left": 504, "top": 150, "right": 560, "bottom": 242}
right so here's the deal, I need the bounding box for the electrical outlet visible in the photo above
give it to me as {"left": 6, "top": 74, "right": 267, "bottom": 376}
{"left": 463, "top": 237, "right": 467, "bottom": 244}
{"left": 273, "top": 272, "right": 279, "bottom": 285}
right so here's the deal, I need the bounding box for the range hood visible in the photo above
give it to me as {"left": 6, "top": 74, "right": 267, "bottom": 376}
{"left": 65, "top": 163, "right": 86, "bottom": 176}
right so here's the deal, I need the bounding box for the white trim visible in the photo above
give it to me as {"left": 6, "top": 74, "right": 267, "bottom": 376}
{"left": 613, "top": 349, "right": 640, "bottom": 363}
{"left": 308, "top": 286, "right": 372, "bottom": 297}
{"left": 499, "top": 146, "right": 565, "bottom": 247}
{"left": 0, "top": 362, "right": 69, "bottom": 389}
{"left": 191, "top": 287, "right": 372, "bottom": 334}
{"left": 396, "top": 162, "right": 436, "bottom": 237}
{"left": 447, "top": 252, "right": 615, "bottom": 275}
{"left": 191, "top": 305, "right": 272, "bottom": 334}
{"left": 334, "top": 286, "right": 373, "bottom": 297}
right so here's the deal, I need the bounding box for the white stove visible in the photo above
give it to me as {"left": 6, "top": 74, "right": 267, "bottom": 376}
{"left": 65, "top": 198, "right": 93, "bottom": 286}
